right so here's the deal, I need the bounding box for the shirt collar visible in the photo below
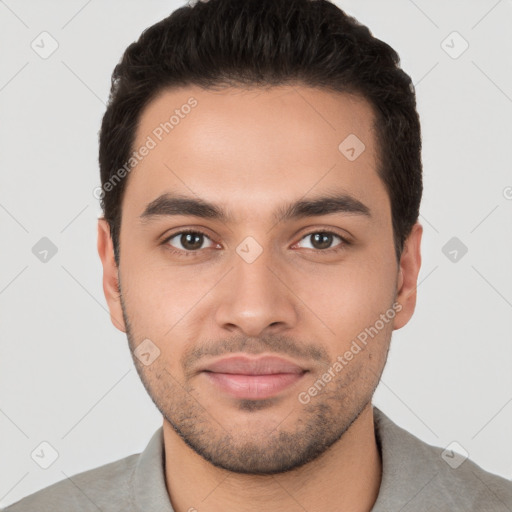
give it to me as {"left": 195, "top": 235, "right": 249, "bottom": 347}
{"left": 370, "top": 405, "right": 440, "bottom": 511}
{"left": 132, "top": 426, "right": 175, "bottom": 511}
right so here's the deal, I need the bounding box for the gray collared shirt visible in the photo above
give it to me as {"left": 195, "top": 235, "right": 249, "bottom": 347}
{"left": 3, "top": 406, "right": 512, "bottom": 511}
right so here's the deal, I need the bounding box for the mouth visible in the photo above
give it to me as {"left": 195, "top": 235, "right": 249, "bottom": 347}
{"left": 199, "top": 354, "right": 308, "bottom": 400}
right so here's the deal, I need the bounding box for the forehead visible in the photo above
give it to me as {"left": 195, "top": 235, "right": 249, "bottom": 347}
{"left": 123, "top": 84, "right": 388, "bottom": 223}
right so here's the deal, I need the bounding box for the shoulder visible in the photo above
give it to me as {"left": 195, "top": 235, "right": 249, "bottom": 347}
{"left": 373, "top": 406, "right": 512, "bottom": 511}
{"left": 2, "top": 453, "right": 139, "bottom": 512}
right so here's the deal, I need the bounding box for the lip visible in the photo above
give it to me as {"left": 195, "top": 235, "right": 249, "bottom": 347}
{"left": 201, "top": 355, "right": 306, "bottom": 375}
{"left": 200, "top": 355, "right": 307, "bottom": 400}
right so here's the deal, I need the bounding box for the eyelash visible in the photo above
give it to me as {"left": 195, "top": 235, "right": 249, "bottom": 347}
{"left": 161, "top": 228, "right": 351, "bottom": 257}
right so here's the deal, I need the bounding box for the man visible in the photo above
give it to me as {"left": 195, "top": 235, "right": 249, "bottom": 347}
{"left": 4, "top": 0, "right": 511, "bottom": 510}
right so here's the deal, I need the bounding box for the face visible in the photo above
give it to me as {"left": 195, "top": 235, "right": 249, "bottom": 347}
{"left": 98, "top": 84, "right": 422, "bottom": 474}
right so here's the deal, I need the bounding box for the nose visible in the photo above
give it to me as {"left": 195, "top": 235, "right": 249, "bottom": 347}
{"left": 214, "top": 245, "right": 299, "bottom": 338}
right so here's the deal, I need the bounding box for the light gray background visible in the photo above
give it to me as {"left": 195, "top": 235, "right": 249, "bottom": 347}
{"left": 1, "top": 0, "right": 511, "bottom": 507}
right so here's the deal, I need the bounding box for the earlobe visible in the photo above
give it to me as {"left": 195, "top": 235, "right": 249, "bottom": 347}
{"left": 393, "top": 222, "right": 423, "bottom": 331}
{"left": 97, "top": 217, "right": 127, "bottom": 333}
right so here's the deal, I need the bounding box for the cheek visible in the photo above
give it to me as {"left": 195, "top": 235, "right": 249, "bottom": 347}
{"left": 119, "top": 255, "right": 217, "bottom": 346}
{"left": 302, "top": 256, "right": 397, "bottom": 343}
{"left": 122, "top": 244, "right": 183, "bottom": 311}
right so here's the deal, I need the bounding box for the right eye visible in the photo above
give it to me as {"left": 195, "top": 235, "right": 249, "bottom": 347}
{"left": 162, "top": 229, "right": 218, "bottom": 255}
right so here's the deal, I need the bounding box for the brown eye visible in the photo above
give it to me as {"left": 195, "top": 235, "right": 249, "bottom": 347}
{"left": 165, "top": 230, "right": 215, "bottom": 252}
{"left": 296, "top": 231, "right": 346, "bottom": 251}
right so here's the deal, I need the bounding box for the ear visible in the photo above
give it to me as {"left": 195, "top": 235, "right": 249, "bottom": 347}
{"left": 97, "top": 217, "right": 126, "bottom": 333}
{"left": 393, "top": 222, "right": 423, "bottom": 331}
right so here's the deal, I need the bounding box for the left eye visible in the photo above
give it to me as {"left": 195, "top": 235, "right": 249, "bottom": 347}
{"left": 296, "top": 231, "right": 344, "bottom": 251}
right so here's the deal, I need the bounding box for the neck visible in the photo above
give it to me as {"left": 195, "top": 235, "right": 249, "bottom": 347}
{"left": 163, "top": 402, "right": 382, "bottom": 512}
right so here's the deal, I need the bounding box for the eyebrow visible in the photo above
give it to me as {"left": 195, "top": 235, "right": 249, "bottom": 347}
{"left": 139, "top": 192, "right": 371, "bottom": 224}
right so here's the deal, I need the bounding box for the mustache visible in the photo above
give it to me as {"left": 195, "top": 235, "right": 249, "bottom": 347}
{"left": 180, "top": 334, "right": 330, "bottom": 375}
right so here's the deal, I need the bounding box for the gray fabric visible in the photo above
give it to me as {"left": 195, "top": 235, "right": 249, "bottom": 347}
{"left": 3, "top": 406, "right": 511, "bottom": 511}
{"left": 371, "top": 408, "right": 512, "bottom": 511}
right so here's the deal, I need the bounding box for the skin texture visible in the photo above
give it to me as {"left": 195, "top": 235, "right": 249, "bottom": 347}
{"left": 97, "top": 84, "right": 422, "bottom": 512}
